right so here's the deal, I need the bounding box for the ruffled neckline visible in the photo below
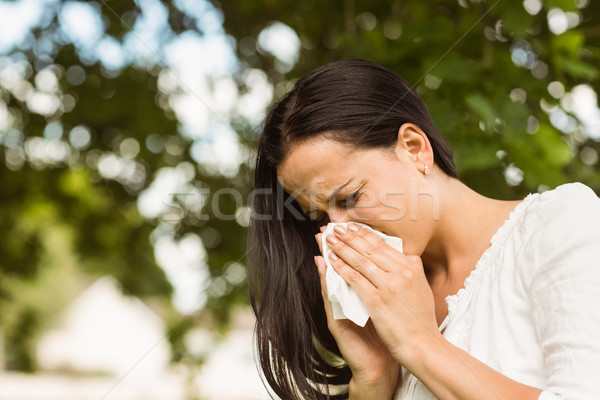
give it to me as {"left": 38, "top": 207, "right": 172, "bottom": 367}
{"left": 444, "top": 191, "right": 540, "bottom": 317}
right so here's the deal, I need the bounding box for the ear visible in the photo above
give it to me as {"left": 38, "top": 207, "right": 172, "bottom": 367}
{"left": 395, "top": 123, "right": 434, "bottom": 173}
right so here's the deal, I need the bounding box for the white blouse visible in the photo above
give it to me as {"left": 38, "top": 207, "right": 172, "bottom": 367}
{"left": 394, "top": 182, "right": 600, "bottom": 400}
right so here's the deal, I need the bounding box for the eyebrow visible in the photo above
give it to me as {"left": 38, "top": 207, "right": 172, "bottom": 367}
{"left": 326, "top": 178, "right": 353, "bottom": 203}
{"left": 305, "top": 178, "right": 354, "bottom": 213}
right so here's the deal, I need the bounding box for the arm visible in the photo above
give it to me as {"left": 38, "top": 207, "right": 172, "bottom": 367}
{"left": 401, "top": 332, "right": 542, "bottom": 400}
{"left": 524, "top": 183, "right": 600, "bottom": 399}
{"left": 349, "top": 375, "right": 398, "bottom": 400}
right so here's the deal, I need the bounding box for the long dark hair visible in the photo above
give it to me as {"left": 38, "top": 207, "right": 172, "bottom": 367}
{"left": 246, "top": 59, "right": 458, "bottom": 399}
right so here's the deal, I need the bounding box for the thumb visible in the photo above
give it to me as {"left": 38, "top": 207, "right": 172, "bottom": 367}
{"left": 314, "top": 255, "right": 329, "bottom": 298}
{"left": 314, "top": 255, "right": 326, "bottom": 276}
{"left": 315, "top": 255, "right": 335, "bottom": 321}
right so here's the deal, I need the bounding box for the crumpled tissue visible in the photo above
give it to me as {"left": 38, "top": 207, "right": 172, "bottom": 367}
{"left": 321, "top": 222, "right": 403, "bottom": 327}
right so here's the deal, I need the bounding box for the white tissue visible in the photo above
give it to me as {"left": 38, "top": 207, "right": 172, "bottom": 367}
{"left": 321, "top": 222, "right": 403, "bottom": 327}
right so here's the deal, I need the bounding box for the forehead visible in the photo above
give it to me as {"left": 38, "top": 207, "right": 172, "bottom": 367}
{"left": 277, "top": 140, "right": 382, "bottom": 209}
{"left": 277, "top": 139, "right": 352, "bottom": 189}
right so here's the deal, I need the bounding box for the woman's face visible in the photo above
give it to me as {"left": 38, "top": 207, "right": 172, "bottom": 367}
{"left": 276, "top": 127, "right": 439, "bottom": 256}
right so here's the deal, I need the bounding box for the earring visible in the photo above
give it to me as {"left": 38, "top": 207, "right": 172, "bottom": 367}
{"left": 424, "top": 165, "right": 431, "bottom": 175}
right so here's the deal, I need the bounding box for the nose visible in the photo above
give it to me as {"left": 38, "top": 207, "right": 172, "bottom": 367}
{"left": 327, "top": 207, "right": 353, "bottom": 224}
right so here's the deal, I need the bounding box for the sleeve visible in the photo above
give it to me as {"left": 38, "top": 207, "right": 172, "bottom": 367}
{"left": 525, "top": 183, "right": 600, "bottom": 400}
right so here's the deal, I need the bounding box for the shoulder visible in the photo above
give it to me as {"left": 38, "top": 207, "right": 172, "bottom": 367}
{"left": 523, "top": 182, "right": 600, "bottom": 237}
{"left": 531, "top": 182, "right": 600, "bottom": 216}
{"left": 537, "top": 181, "right": 600, "bottom": 210}
{"left": 516, "top": 182, "right": 600, "bottom": 283}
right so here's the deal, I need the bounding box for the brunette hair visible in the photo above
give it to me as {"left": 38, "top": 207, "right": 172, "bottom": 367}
{"left": 246, "top": 58, "right": 458, "bottom": 399}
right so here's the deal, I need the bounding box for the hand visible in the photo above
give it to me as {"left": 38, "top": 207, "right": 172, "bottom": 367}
{"left": 322, "top": 223, "right": 440, "bottom": 364}
{"left": 314, "top": 227, "right": 399, "bottom": 393}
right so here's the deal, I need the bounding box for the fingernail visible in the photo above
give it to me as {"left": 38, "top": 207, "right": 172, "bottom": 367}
{"left": 348, "top": 223, "right": 359, "bottom": 232}
{"left": 326, "top": 235, "right": 338, "bottom": 244}
{"left": 334, "top": 225, "right": 346, "bottom": 235}
{"left": 329, "top": 252, "right": 338, "bottom": 261}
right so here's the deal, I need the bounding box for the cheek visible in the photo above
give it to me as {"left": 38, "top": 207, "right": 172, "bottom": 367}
{"left": 377, "top": 217, "right": 431, "bottom": 258}
{"left": 375, "top": 199, "right": 409, "bottom": 224}
{"left": 378, "top": 185, "right": 411, "bottom": 222}
{"left": 351, "top": 190, "right": 409, "bottom": 223}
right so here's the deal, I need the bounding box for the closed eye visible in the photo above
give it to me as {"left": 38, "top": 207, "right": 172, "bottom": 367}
{"left": 306, "top": 189, "right": 362, "bottom": 222}
{"left": 340, "top": 189, "right": 361, "bottom": 207}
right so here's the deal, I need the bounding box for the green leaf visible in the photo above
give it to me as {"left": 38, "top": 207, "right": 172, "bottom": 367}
{"left": 500, "top": 4, "right": 534, "bottom": 38}
{"left": 560, "top": 58, "right": 599, "bottom": 79}
{"left": 552, "top": 31, "right": 584, "bottom": 56}
{"left": 465, "top": 94, "right": 496, "bottom": 131}
{"left": 544, "top": 0, "right": 578, "bottom": 12}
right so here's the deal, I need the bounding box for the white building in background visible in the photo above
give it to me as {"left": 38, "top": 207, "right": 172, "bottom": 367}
{"left": 37, "top": 276, "right": 171, "bottom": 378}
{"left": 0, "top": 276, "right": 270, "bottom": 400}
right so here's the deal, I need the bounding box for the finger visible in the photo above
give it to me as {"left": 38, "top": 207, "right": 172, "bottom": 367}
{"left": 314, "top": 254, "right": 326, "bottom": 278}
{"left": 320, "top": 225, "right": 326, "bottom": 233}
{"left": 332, "top": 224, "right": 400, "bottom": 272}
{"left": 314, "top": 255, "right": 335, "bottom": 320}
{"left": 326, "top": 231, "right": 383, "bottom": 287}
{"left": 327, "top": 247, "right": 381, "bottom": 291}
{"left": 315, "top": 232, "right": 324, "bottom": 254}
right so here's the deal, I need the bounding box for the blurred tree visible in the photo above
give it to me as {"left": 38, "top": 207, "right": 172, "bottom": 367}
{"left": 214, "top": 0, "right": 600, "bottom": 197}
{"left": 0, "top": 0, "right": 599, "bottom": 374}
{"left": 0, "top": 0, "right": 251, "bottom": 370}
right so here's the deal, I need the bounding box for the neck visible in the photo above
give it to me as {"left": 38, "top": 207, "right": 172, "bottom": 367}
{"left": 420, "top": 179, "right": 521, "bottom": 287}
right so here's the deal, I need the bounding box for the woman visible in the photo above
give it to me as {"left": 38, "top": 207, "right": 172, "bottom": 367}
{"left": 246, "top": 58, "right": 600, "bottom": 399}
